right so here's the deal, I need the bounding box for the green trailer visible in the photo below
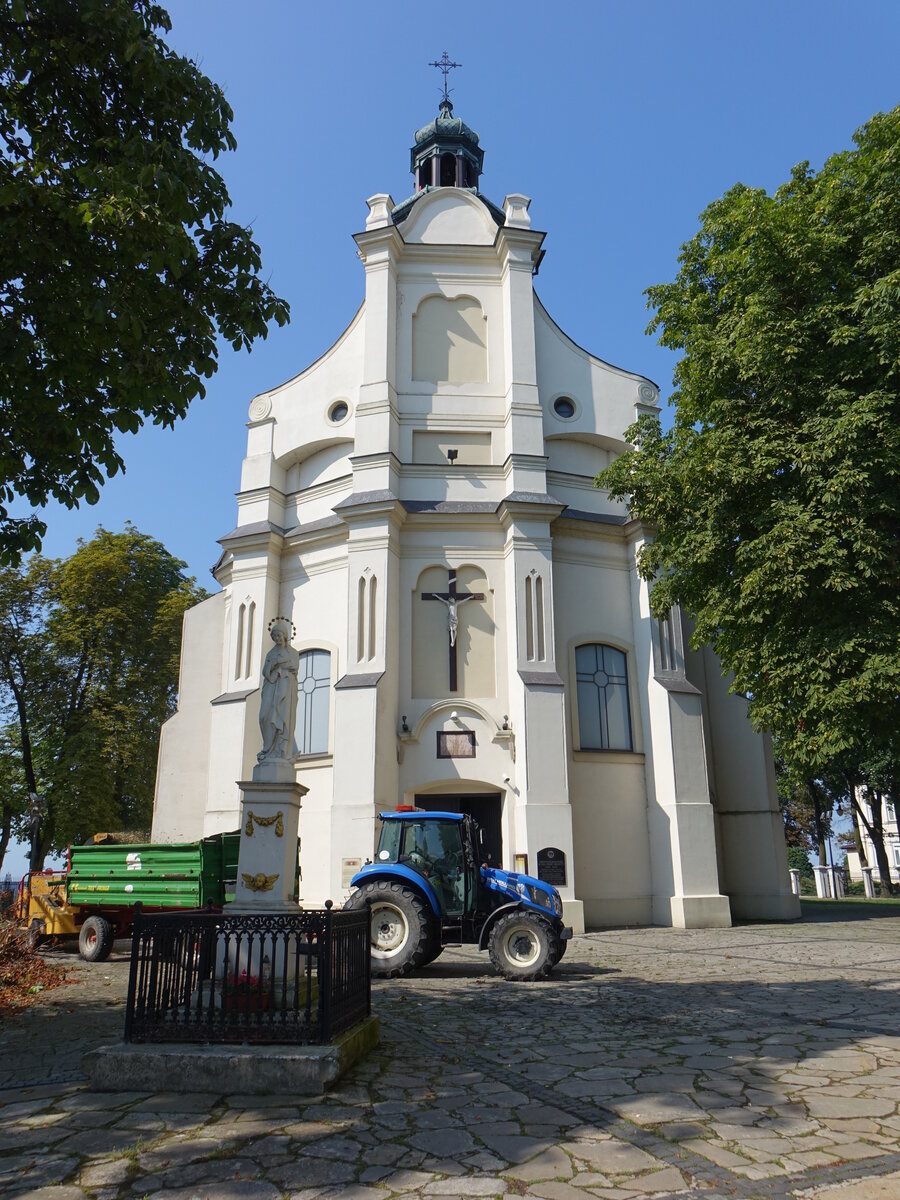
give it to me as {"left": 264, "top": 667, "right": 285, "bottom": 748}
{"left": 19, "top": 832, "right": 240, "bottom": 961}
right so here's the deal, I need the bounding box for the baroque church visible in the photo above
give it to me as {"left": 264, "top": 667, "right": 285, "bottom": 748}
{"left": 152, "top": 95, "right": 799, "bottom": 932}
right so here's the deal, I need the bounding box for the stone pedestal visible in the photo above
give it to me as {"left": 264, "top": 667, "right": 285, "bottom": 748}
{"left": 813, "top": 865, "right": 844, "bottom": 899}
{"left": 230, "top": 760, "right": 308, "bottom": 911}
{"left": 789, "top": 869, "right": 801, "bottom": 897}
{"left": 861, "top": 866, "right": 876, "bottom": 898}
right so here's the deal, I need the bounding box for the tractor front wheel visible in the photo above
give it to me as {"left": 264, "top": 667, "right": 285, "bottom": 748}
{"left": 488, "top": 911, "right": 555, "bottom": 981}
{"left": 345, "top": 882, "right": 435, "bottom": 978}
{"left": 78, "top": 915, "right": 114, "bottom": 963}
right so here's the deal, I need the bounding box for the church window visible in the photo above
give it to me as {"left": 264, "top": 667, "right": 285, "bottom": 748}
{"left": 440, "top": 152, "right": 456, "bottom": 186}
{"left": 575, "top": 643, "right": 633, "bottom": 751}
{"left": 234, "top": 599, "right": 255, "bottom": 680}
{"left": 357, "top": 574, "right": 377, "bottom": 662}
{"left": 553, "top": 396, "right": 576, "bottom": 419}
{"left": 525, "top": 573, "right": 545, "bottom": 662}
{"left": 244, "top": 602, "right": 255, "bottom": 677}
{"left": 328, "top": 400, "right": 349, "bottom": 423}
{"left": 367, "top": 575, "right": 377, "bottom": 661}
{"left": 657, "top": 612, "right": 677, "bottom": 673}
{"left": 357, "top": 576, "right": 366, "bottom": 661}
{"left": 295, "top": 650, "right": 332, "bottom": 755}
{"left": 235, "top": 603, "right": 245, "bottom": 679}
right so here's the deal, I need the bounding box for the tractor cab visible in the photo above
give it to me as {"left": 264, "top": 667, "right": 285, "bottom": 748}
{"left": 346, "top": 807, "right": 572, "bottom": 981}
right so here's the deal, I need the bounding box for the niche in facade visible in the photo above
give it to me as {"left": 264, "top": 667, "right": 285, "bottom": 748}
{"left": 412, "top": 295, "right": 487, "bottom": 385}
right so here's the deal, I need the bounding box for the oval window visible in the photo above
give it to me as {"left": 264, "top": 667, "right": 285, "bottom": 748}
{"left": 553, "top": 396, "right": 576, "bottom": 419}
{"left": 328, "top": 401, "right": 349, "bottom": 423}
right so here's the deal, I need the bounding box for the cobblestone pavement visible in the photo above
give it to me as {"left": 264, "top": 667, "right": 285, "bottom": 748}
{"left": 2, "top": 905, "right": 900, "bottom": 1200}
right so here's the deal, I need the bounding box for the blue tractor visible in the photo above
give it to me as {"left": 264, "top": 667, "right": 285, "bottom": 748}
{"left": 344, "top": 809, "right": 572, "bottom": 981}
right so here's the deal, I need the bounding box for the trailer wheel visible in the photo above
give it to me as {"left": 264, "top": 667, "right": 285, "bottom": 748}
{"left": 79, "top": 915, "right": 114, "bottom": 963}
{"left": 344, "top": 882, "right": 435, "bottom": 978}
{"left": 488, "top": 911, "right": 554, "bottom": 981}
{"left": 27, "top": 918, "right": 46, "bottom": 952}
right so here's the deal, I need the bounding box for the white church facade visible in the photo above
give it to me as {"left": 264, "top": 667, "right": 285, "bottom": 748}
{"left": 153, "top": 100, "right": 799, "bottom": 932}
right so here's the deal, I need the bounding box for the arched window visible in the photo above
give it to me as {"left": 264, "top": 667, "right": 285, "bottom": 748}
{"left": 575, "top": 644, "right": 633, "bottom": 751}
{"left": 295, "top": 650, "right": 332, "bottom": 755}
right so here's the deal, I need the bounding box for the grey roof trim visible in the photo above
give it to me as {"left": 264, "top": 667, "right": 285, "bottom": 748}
{"left": 555, "top": 508, "right": 629, "bottom": 526}
{"left": 518, "top": 670, "right": 566, "bottom": 688}
{"left": 654, "top": 673, "right": 702, "bottom": 696}
{"left": 332, "top": 490, "right": 398, "bottom": 511}
{"left": 211, "top": 687, "right": 259, "bottom": 706}
{"left": 218, "top": 520, "right": 285, "bottom": 546}
{"left": 401, "top": 500, "right": 497, "bottom": 515}
{"left": 391, "top": 187, "right": 506, "bottom": 229}
{"left": 335, "top": 671, "right": 385, "bottom": 690}
{"left": 500, "top": 491, "right": 565, "bottom": 507}
{"left": 282, "top": 514, "right": 345, "bottom": 538}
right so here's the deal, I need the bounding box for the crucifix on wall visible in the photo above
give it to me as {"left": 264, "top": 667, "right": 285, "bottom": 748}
{"left": 421, "top": 568, "right": 484, "bottom": 691}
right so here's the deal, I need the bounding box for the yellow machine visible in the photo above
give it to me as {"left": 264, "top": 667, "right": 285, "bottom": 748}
{"left": 18, "top": 871, "right": 79, "bottom": 947}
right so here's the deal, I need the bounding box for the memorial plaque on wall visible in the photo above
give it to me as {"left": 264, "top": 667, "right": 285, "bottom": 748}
{"left": 436, "top": 730, "right": 476, "bottom": 758}
{"left": 536, "top": 846, "right": 567, "bottom": 887}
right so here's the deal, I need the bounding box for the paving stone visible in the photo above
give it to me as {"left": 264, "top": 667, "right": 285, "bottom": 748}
{"left": 528, "top": 1182, "right": 597, "bottom": 1200}
{"left": 375, "top": 1169, "right": 436, "bottom": 1191}
{"left": 477, "top": 1134, "right": 555, "bottom": 1164}
{"left": 409, "top": 1128, "right": 477, "bottom": 1156}
{"left": 806, "top": 1096, "right": 896, "bottom": 1118}
{"left": 301, "top": 1134, "right": 365, "bottom": 1159}
{"left": 422, "top": 1178, "right": 508, "bottom": 1194}
{"left": 78, "top": 1159, "right": 131, "bottom": 1187}
{"left": 681, "top": 1138, "right": 748, "bottom": 1168}
{"left": 270, "top": 1158, "right": 357, "bottom": 1188}
{"left": 561, "top": 1140, "right": 661, "bottom": 1174}
{"left": 797, "top": 1169, "right": 900, "bottom": 1197}
{"left": 7, "top": 1190, "right": 87, "bottom": 1200}
{"left": 145, "top": 1185, "right": 282, "bottom": 1200}
{"left": 622, "top": 1166, "right": 688, "bottom": 1193}
{"left": 503, "top": 1146, "right": 575, "bottom": 1181}
{"left": 313, "top": 1189, "right": 389, "bottom": 1200}
{"left": 608, "top": 1096, "right": 703, "bottom": 1125}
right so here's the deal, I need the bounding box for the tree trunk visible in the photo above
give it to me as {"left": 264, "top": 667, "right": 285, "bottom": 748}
{"left": 852, "top": 788, "right": 895, "bottom": 896}
{"left": 808, "top": 780, "right": 829, "bottom": 866}
{"left": 850, "top": 803, "right": 867, "bottom": 866}
{"left": 0, "top": 810, "right": 11, "bottom": 881}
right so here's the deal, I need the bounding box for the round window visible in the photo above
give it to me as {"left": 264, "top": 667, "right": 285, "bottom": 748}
{"left": 328, "top": 401, "right": 349, "bottom": 423}
{"left": 553, "top": 396, "right": 576, "bottom": 419}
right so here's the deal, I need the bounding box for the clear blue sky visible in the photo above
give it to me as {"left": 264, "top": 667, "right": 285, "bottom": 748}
{"left": 5, "top": 0, "right": 897, "bottom": 878}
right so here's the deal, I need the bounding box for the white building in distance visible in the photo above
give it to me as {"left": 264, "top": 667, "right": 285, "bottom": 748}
{"left": 153, "top": 100, "right": 799, "bottom": 931}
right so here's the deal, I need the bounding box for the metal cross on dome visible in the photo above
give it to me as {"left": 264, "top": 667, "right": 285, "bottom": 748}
{"left": 429, "top": 51, "right": 462, "bottom": 103}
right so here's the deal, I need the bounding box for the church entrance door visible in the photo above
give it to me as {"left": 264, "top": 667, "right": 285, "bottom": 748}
{"left": 414, "top": 793, "right": 502, "bottom": 868}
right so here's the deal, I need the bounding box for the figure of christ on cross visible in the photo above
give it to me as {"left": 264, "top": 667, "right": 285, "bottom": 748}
{"left": 421, "top": 569, "right": 485, "bottom": 692}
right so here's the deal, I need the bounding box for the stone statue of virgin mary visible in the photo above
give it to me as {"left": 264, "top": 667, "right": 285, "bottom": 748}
{"left": 257, "top": 620, "right": 300, "bottom": 763}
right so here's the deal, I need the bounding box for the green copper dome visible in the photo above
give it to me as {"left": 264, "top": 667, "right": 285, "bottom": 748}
{"left": 414, "top": 100, "right": 480, "bottom": 148}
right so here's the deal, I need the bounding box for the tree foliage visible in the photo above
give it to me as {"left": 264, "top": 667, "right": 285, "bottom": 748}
{"left": 0, "top": 0, "right": 289, "bottom": 564}
{"left": 600, "top": 107, "right": 900, "bottom": 772}
{"left": 0, "top": 526, "right": 204, "bottom": 869}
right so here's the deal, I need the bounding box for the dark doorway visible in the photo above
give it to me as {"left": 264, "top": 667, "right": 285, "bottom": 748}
{"left": 415, "top": 793, "right": 503, "bottom": 867}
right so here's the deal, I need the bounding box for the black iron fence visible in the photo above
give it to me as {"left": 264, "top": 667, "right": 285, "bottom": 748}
{"left": 124, "top": 901, "right": 370, "bottom": 1045}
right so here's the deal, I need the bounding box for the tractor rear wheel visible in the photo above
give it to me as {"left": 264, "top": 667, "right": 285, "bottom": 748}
{"left": 78, "top": 915, "right": 114, "bottom": 963}
{"left": 488, "top": 911, "right": 554, "bottom": 981}
{"left": 345, "top": 882, "right": 436, "bottom": 978}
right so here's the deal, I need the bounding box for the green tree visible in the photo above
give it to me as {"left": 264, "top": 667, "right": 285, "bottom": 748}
{"left": 0, "top": 526, "right": 204, "bottom": 870}
{"left": 0, "top": 0, "right": 289, "bottom": 564}
{"left": 599, "top": 107, "right": 900, "bottom": 773}
{"left": 776, "top": 753, "right": 833, "bottom": 865}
